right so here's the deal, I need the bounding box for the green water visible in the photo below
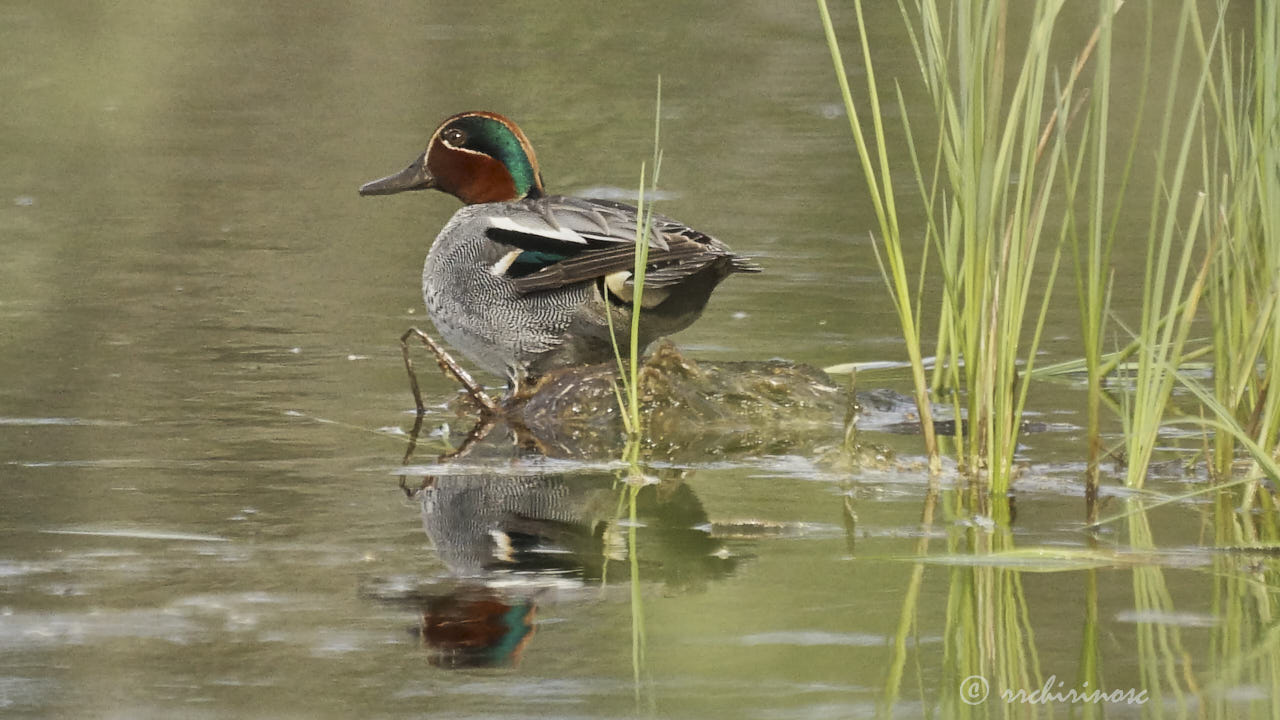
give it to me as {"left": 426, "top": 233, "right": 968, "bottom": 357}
{"left": 1, "top": 1, "right": 1272, "bottom": 718}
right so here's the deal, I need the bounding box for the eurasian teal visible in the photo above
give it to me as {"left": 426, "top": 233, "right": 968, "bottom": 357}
{"left": 359, "top": 111, "right": 760, "bottom": 390}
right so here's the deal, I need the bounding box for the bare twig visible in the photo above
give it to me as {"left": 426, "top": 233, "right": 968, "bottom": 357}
{"left": 400, "top": 327, "right": 499, "bottom": 414}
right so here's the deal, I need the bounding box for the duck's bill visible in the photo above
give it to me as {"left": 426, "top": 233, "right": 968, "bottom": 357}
{"left": 358, "top": 156, "right": 435, "bottom": 196}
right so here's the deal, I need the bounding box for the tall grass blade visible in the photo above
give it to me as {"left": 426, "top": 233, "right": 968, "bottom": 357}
{"left": 818, "top": 0, "right": 941, "bottom": 474}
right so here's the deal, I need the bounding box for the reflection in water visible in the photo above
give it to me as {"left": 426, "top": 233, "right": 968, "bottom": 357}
{"left": 417, "top": 473, "right": 615, "bottom": 578}
{"left": 412, "top": 585, "right": 537, "bottom": 669}
{"left": 374, "top": 468, "right": 740, "bottom": 667}
{"left": 415, "top": 472, "right": 736, "bottom": 586}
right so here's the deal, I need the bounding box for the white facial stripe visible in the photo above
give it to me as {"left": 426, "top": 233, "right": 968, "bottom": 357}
{"left": 438, "top": 136, "right": 488, "bottom": 156}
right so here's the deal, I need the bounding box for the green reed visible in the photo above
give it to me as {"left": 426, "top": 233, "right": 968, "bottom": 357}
{"left": 1061, "top": 0, "right": 1146, "bottom": 507}
{"left": 1113, "top": 0, "right": 1220, "bottom": 492}
{"left": 602, "top": 80, "right": 664, "bottom": 700}
{"left": 819, "top": 0, "right": 1280, "bottom": 504}
{"left": 1199, "top": 0, "right": 1280, "bottom": 501}
{"left": 607, "top": 79, "right": 663, "bottom": 447}
{"left": 924, "top": 0, "right": 1071, "bottom": 495}
{"left": 818, "top": 0, "right": 941, "bottom": 474}
{"left": 1100, "top": 0, "right": 1280, "bottom": 499}
{"left": 1065, "top": 0, "right": 1280, "bottom": 498}
{"left": 820, "top": 0, "right": 1077, "bottom": 495}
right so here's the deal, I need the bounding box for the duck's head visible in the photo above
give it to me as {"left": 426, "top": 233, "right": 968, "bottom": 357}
{"left": 359, "top": 111, "right": 545, "bottom": 204}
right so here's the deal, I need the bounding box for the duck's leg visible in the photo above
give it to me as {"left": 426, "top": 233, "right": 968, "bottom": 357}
{"left": 400, "top": 327, "right": 500, "bottom": 414}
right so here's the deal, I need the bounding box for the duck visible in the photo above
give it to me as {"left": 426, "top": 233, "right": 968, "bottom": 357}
{"left": 359, "top": 111, "right": 760, "bottom": 392}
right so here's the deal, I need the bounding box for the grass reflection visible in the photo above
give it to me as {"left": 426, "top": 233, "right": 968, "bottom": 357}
{"left": 873, "top": 484, "right": 1280, "bottom": 717}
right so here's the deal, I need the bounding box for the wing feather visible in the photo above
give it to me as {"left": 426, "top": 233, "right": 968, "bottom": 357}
{"left": 480, "top": 195, "right": 757, "bottom": 295}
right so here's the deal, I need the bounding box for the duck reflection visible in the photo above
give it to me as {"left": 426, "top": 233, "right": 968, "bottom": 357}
{"left": 409, "top": 584, "right": 537, "bottom": 669}
{"left": 417, "top": 473, "right": 615, "bottom": 578}
{"left": 382, "top": 469, "right": 739, "bottom": 667}
{"left": 413, "top": 471, "right": 737, "bottom": 586}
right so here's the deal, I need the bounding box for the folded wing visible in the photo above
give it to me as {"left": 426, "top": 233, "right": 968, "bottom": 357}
{"left": 481, "top": 196, "right": 760, "bottom": 296}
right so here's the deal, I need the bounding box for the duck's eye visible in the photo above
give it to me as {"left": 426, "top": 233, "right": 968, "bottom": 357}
{"left": 441, "top": 128, "right": 467, "bottom": 147}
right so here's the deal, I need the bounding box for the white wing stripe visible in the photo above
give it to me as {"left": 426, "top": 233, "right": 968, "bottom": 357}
{"left": 486, "top": 216, "right": 588, "bottom": 245}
